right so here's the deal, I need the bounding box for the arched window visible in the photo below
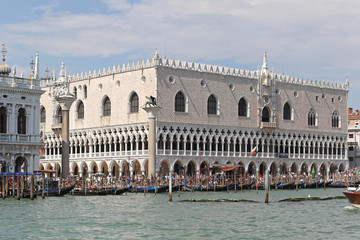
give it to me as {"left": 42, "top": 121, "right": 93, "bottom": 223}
{"left": 77, "top": 101, "right": 84, "bottom": 119}
{"left": 73, "top": 87, "right": 77, "bottom": 98}
{"left": 308, "top": 108, "right": 316, "bottom": 126}
{"left": 103, "top": 97, "right": 111, "bottom": 116}
{"left": 0, "top": 106, "right": 7, "bottom": 133}
{"left": 175, "top": 91, "right": 185, "bottom": 112}
{"left": 130, "top": 92, "right": 139, "bottom": 113}
{"left": 238, "top": 97, "right": 247, "bottom": 117}
{"left": 207, "top": 95, "right": 217, "bottom": 115}
{"left": 18, "top": 108, "right": 26, "bottom": 134}
{"left": 283, "top": 102, "right": 291, "bottom": 120}
{"left": 40, "top": 107, "right": 46, "bottom": 123}
{"left": 332, "top": 111, "right": 339, "bottom": 128}
{"left": 83, "top": 85, "right": 87, "bottom": 98}
{"left": 262, "top": 107, "right": 270, "bottom": 122}
{"left": 56, "top": 106, "right": 63, "bottom": 124}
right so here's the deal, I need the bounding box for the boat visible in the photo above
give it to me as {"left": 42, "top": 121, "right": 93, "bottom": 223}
{"left": 343, "top": 188, "right": 360, "bottom": 209}
{"left": 112, "top": 186, "right": 131, "bottom": 195}
{"left": 72, "top": 188, "right": 108, "bottom": 196}
{"left": 37, "top": 184, "right": 75, "bottom": 197}
{"left": 131, "top": 185, "right": 169, "bottom": 193}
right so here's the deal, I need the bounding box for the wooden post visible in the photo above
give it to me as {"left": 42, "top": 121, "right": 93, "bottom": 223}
{"left": 169, "top": 172, "right": 172, "bottom": 202}
{"left": 42, "top": 174, "right": 45, "bottom": 199}
{"left": 17, "top": 175, "right": 20, "bottom": 200}
{"left": 30, "top": 174, "right": 34, "bottom": 200}
{"left": 265, "top": 170, "right": 269, "bottom": 203}
{"left": 256, "top": 171, "right": 259, "bottom": 194}
{"left": 12, "top": 172, "right": 15, "bottom": 198}
{"left": 2, "top": 174, "right": 5, "bottom": 199}
{"left": 6, "top": 175, "right": 9, "bottom": 198}
{"left": 47, "top": 178, "right": 49, "bottom": 197}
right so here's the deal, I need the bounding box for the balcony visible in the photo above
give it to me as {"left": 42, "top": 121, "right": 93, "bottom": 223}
{"left": 259, "top": 122, "right": 276, "bottom": 129}
{"left": 51, "top": 123, "right": 62, "bottom": 132}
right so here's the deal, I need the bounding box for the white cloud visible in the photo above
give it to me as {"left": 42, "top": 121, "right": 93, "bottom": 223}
{"left": 1, "top": 0, "right": 359, "bottom": 86}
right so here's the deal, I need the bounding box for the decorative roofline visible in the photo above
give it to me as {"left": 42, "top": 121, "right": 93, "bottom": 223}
{"left": 40, "top": 56, "right": 349, "bottom": 91}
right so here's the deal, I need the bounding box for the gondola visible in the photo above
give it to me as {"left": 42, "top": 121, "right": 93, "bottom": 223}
{"left": 72, "top": 188, "right": 108, "bottom": 196}
{"left": 112, "top": 186, "right": 131, "bottom": 195}
{"left": 131, "top": 185, "right": 169, "bottom": 193}
{"left": 277, "top": 182, "right": 295, "bottom": 190}
{"left": 328, "top": 182, "right": 347, "bottom": 188}
{"left": 37, "top": 184, "right": 75, "bottom": 197}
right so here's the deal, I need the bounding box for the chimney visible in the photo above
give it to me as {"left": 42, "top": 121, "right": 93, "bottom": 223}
{"left": 348, "top": 108, "right": 353, "bottom": 114}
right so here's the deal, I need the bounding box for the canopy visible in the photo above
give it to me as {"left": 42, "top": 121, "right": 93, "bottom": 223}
{"left": 35, "top": 169, "right": 56, "bottom": 173}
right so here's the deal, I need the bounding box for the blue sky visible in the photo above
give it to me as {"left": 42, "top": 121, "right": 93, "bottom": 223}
{"left": 1, "top": 0, "right": 359, "bottom": 107}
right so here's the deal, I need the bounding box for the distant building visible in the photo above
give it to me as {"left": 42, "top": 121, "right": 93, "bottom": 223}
{"left": 39, "top": 52, "right": 349, "bottom": 178}
{"left": 0, "top": 44, "right": 44, "bottom": 173}
{"left": 348, "top": 107, "right": 360, "bottom": 167}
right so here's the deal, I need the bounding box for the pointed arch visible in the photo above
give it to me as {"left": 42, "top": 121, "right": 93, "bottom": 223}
{"left": 130, "top": 92, "right": 139, "bottom": 113}
{"left": 83, "top": 85, "right": 87, "bottom": 98}
{"left": 332, "top": 110, "right": 340, "bottom": 128}
{"left": 40, "top": 106, "right": 46, "bottom": 123}
{"left": 77, "top": 100, "right": 84, "bottom": 119}
{"left": 283, "top": 101, "right": 292, "bottom": 120}
{"left": 207, "top": 94, "right": 217, "bottom": 115}
{"left": 175, "top": 91, "right": 186, "bottom": 112}
{"left": 102, "top": 96, "right": 111, "bottom": 116}
{"left": 56, "top": 105, "right": 62, "bottom": 123}
{"left": 308, "top": 108, "right": 316, "bottom": 126}
{"left": 73, "top": 86, "right": 77, "bottom": 98}
{"left": 238, "top": 97, "right": 249, "bottom": 117}
{"left": 262, "top": 106, "right": 270, "bottom": 122}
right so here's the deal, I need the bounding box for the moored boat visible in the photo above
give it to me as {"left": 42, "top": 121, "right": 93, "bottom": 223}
{"left": 37, "top": 184, "right": 75, "bottom": 197}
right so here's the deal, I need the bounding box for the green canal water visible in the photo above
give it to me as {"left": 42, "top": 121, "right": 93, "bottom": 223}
{"left": 0, "top": 188, "right": 358, "bottom": 239}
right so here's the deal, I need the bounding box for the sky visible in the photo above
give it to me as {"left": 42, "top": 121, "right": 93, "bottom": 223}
{"left": 1, "top": 0, "right": 359, "bottom": 107}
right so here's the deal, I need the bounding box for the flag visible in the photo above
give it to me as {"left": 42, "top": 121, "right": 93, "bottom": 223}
{"left": 251, "top": 146, "right": 258, "bottom": 157}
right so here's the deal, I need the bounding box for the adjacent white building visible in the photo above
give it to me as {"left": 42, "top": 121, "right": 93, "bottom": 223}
{"left": 39, "top": 52, "right": 349, "bottom": 178}
{"left": 0, "top": 44, "right": 44, "bottom": 173}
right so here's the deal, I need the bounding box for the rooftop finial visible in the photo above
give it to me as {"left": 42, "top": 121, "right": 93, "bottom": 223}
{"left": 154, "top": 49, "right": 159, "bottom": 59}
{"left": 30, "top": 57, "right": 35, "bottom": 75}
{"left": 262, "top": 52, "right": 268, "bottom": 70}
{"left": 2, "top": 44, "right": 7, "bottom": 62}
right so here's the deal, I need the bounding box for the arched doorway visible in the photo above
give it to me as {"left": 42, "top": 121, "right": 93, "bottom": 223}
{"left": 279, "top": 163, "right": 287, "bottom": 175}
{"left": 91, "top": 162, "right": 98, "bottom": 176}
{"left": 200, "top": 161, "right": 209, "bottom": 176}
{"left": 259, "top": 162, "right": 267, "bottom": 177}
{"left": 270, "top": 162, "right": 277, "bottom": 176}
{"left": 174, "top": 160, "right": 183, "bottom": 175}
{"left": 300, "top": 163, "right": 308, "bottom": 175}
{"left": 122, "top": 161, "right": 129, "bottom": 176}
{"left": 81, "top": 163, "right": 88, "bottom": 178}
{"left": 338, "top": 163, "right": 345, "bottom": 172}
{"left": 290, "top": 163, "right": 297, "bottom": 174}
{"left": 111, "top": 162, "right": 118, "bottom": 177}
{"left": 248, "top": 161, "right": 256, "bottom": 175}
{"left": 73, "top": 164, "right": 79, "bottom": 176}
{"left": 100, "top": 162, "right": 109, "bottom": 175}
{"left": 134, "top": 161, "right": 141, "bottom": 175}
{"left": 186, "top": 161, "right": 196, "bottom": 176}
{"left": 159, "top": 160, "right": 169, "bottom": 176}
{"left": 319, "top": 163, "right": 327, "bottom": 178}
{"left": 237, "top": 161, "right": 245, "bottom": 176}
{"left": 15, "top": 156, "right": 27, "bottom": 172}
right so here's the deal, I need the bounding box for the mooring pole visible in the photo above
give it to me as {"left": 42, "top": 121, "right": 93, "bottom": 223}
{"left": 265, "top": 170, "right": 269, "bottom": 203}
{"left": 16, "top": 175, "right": 20, "bottom": 200}
{"left": 30, "top": 174, "right": 34, "bottom": 200}
{"left": 169, "top": 172, "right": 172, "bottom": 202}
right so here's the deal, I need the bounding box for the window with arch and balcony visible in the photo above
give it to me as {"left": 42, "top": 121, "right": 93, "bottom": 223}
{"left": 262, "top": 107, "right": 270, "bottom": 122}
{"left": 207, "top": 95, "right": 217, "bottom": 115}
{"left": 332, "top": 110, "right": 340, "bottom": 128}
{"left": 283, "top": 102, "right": 292, "bottom": 120}
{"left": 238, "top": 97, "right": 248, "bottom": 117}
{"left": 308, "top": 108, "right": 316, "bottom": 126}
{"left": 40, "top": 107, "right": 46, "bottom": 123}
{"left": 77, "top": 101, "right": 84, "bottom": 119}
{"left": 130, "top": 92, "right": 139, "bottom": 113}
{"left": 103, "top": 96, "right": 111, "bottom": 116}
{"left": 17, "top": 108, "right": 26, "bottom": 134}
{"left": 0, "top": 106, "right": 7, "bottom": 133}
{"left": 175, "top": 91, "right": 186, "bottom": 112}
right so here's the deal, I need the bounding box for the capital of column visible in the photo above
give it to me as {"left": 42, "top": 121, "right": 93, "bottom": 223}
{"left": 142, "top": 106, "right": 161, "bottom": 119}
{"left": 56, "top": 94, "right": 76, "bottom": 111}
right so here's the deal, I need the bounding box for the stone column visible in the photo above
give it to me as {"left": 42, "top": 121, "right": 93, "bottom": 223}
{"left": 142, "top": 106, "right": 160, "bottom": 178}
{"left": 56, "top": 95, "right": 75, "bottom": 178}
